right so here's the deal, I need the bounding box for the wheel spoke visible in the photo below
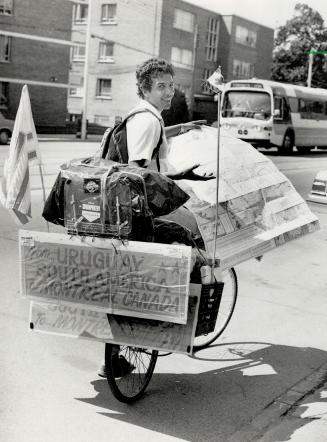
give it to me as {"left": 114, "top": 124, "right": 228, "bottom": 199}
{"left": 105, "top": 344, "right": 158, "bottom": 402}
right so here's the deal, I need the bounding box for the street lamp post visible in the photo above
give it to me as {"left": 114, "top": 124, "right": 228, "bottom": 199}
{"left": 81, "top": 0, "right": 92, "bottom": 140}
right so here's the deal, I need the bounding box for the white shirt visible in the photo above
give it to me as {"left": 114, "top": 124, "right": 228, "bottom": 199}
{"left": 126, "top": 99, "right": 170, "bottom": 172}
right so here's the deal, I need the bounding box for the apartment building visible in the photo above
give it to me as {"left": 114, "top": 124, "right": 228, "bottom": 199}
{"left": 220, "top": 15, "right": 274, "bottom": 82}
{"left": 0, "top": 0, "right": 72, "bottom": 129}
{"left": 159, "top": 0, "right": 223, "bottom": 123}
{"left": 0, "top": 0, "right": 273, "bottom": 130}
{"left": 67, "top": 0, "right": 274, "bottom": 128}
{"left": 67, "top": 0, "right": 162, "bottom": 128}
{"left": 164, "top": 4, "right": 274, "bottom": 123}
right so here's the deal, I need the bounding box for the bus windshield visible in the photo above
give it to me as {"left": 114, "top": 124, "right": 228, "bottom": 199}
{"left": 222, "top": 91, "right": 271, "bottom": 120}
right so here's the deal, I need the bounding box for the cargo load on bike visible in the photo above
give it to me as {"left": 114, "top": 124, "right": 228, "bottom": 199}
{"left": 20, "top": 125, "right": 320, "bottom": 402}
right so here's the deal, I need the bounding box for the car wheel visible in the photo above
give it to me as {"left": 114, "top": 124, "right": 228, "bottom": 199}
{"left": 0, "top": 130, "right": 10, "bottom": 145}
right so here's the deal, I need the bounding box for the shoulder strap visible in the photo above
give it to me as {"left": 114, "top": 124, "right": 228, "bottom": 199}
{"left": 102, "top": 108, "right": 163, "bottom": 166}
{"left": 125, "top": 108, "right": 163, "bottom": 171}
{"left": 125, "top": 107, "right": 162, "bottom": 123}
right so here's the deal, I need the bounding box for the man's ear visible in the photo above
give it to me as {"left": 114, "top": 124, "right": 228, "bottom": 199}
{"left": 142, "top": 88, "right": 150, "bottom": 99}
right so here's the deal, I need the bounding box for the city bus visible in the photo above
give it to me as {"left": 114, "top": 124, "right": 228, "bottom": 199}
{"left": 220, "top": 78, "right": 327, "bottom": 154}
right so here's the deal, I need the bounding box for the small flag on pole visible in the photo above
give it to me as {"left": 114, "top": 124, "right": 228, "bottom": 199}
{"left": 0, "top": 85, "right": 41, "bottom": 224}
{"left": 206, "top": 66, "right": 225, "bottom": 93}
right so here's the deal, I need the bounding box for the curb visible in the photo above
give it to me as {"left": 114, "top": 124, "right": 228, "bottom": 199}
{"left": 227, "top": 361, "right": 327, "bottom": 442}
{"left": 38, "top": 137, "right": 101, "bottom": 142}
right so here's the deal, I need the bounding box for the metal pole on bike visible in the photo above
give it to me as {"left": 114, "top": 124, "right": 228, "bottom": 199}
{"left": 206, "top": 67, "right": 224, "bottom": 280}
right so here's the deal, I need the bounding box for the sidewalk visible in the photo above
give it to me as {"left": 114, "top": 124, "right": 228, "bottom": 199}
{"left": 259, "top": 369, "right": 327, "bottom": 441}
{"left": 228, "top": 362, "right": 327, "bottom": 441}
{"left": 37, "top": 133, "right": 102, "bottom": 142}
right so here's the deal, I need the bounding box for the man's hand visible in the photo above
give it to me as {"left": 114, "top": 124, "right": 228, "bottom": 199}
{"left": 167, "top": 164, "right": 215, "bottom": 181}
{"left": 181, "top": 120, "right": 207, "bottom": 134}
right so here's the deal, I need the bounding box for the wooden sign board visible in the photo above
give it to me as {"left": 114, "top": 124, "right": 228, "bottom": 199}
{"left": 29, "top": 286, "right": 200, "bottom": 354}
{"left": 20, "top": 230, "right": 192, "bottom": 324}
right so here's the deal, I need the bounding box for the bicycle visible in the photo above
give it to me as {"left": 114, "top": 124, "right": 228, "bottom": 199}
{"left": 104, "top": 267, "right": 238, "bottom": 403}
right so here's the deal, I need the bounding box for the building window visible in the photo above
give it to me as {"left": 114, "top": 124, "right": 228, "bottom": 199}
{"left": 73, "top": 3, "right": 88, "bottom": 24}
{"left": 97, "top": 78, "right": 112, "bottom": 98}
{"left": 98, "top": 41, "right": 114, "bottom": 62}
{"left": 202, "top": 69, "right": 215, "bottom": 94}
{"left": 69, "top": 87, "right": 84, "bottom": 97}
{"left": 235, "top": 25, "right": 257, "bottom": 48}
{"left": 206, "top": 17, "right": 219, "bottom": 62}
{"left": 0, "top": 82, "right": 9, "bottom": 108}
{"left": 232, "top": 59, "right": 254, "bottom": 78}
{"left": 171, "top": 47, "right": 193, "bottom": 69}
{"left": 71, "top": 44, "right": 85, "bottom": 62}
{"left": 101, "top": 3, "right": 117, "bottom": 24}
{"left": 0, "top": 35, "right": 11, "bottom": 62}
{"left": 69, "top": 75, "right": 83, "bottom": 97}
{"left": 0, "top": 0, "right": 13, "bottom": 15}
{"left": 173, "top": 8, "right": 194, "bottom": 32}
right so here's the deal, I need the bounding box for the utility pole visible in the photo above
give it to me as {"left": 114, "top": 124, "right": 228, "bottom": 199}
{"left": 306, "top": 49, "right": 327, "bottom": 88}
{"left": 307, "top": 51, "right": 314, "bottom": 87}
{"left": 191, "top": 24, "right": 199, "bottom": 117}
{"left": 81, "top": 0, "right": 92, "bottom": 140}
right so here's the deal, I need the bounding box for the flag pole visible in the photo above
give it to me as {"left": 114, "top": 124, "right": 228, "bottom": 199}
{"left": 205, "top": 67, "right": 224, "bottom": 280}
{"left": 38, "top": 163, "right": 49, "bottom": 232}
{"left": 211, "top": 88, "right": 222, "bottom": 280}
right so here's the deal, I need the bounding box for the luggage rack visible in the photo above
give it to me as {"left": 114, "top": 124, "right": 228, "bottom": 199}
{"left": 66, "top": 219, "right": 130, "bottom": 238}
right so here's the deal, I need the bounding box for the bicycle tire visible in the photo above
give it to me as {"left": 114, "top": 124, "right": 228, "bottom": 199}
{"left": 193, "top": 267, "right": 238, "bottom": 351}
{"left": 105, "top": 344, "right": 158, "bottom": 403}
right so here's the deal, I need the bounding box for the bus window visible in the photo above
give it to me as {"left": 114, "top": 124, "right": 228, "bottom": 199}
{"left": 274, "top": 97, "right": 283, "bottom": 119}
{"left": 274, "top": 96, "right": 289, "bottom": 121}
{"left": 288, "top": 97, "right": 299, "bottom": 112}
{"left": 299, "top": 99, "right": 326, "bottom": 120}
{"left": 222, "top": 91, "right": 271, "bottom": 120}
{"left": 312, "top": 101, "right": 324, "bottom": 113}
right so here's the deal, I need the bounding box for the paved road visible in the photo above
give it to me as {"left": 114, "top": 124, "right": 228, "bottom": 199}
{"left": 1, "top": 140, "right": 327, "bottom": 442}
{"left": 261, "top": 147, "right": 327, "bottom": 199}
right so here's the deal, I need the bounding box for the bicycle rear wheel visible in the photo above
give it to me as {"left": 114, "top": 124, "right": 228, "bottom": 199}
{"left": 193, "top": 267, "right": 238, "bottom": 351}
{"left": 105, "top": 344, "right": 158, "bottom": 403}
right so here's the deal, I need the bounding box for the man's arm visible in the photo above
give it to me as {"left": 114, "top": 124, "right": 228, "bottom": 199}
{"left": 129, "top": 159, "right": 214, "bottom": 181}
{"left": 165, "top": 164, "right": 215, "bottom": 181}
{"left": 165, "top": 120, "right": 207, "bottom": 138}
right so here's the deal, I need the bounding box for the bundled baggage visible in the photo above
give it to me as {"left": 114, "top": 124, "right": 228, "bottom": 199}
{"left": 42, "top": 157, "right": 190, "bottom": 242}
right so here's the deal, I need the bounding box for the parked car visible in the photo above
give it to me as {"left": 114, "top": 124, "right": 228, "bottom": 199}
{"left": 0, "top": 111, "right": 14, "bottom": 145}
{"left": 307, "top": 171, "right": 327, "bottom": 204}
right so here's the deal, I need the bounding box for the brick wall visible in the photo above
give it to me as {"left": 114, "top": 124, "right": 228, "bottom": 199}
{"left": 0, "top": 0, "right": 72, "bottom": 127}
{"left": 221, "top": 15, "right": 273, "bottom": 81}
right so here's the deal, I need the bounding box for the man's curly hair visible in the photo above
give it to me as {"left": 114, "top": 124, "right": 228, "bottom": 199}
{"left": 136, "top": 58, "right": 174, "bottom": 98}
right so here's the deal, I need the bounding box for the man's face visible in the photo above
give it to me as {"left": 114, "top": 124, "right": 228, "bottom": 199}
{"left": 143, "top": 73, "right": 175, "bottom": 112}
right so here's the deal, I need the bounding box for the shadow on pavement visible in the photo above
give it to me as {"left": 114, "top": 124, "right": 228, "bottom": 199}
{"left": 76, "top": 341, "right": 327, "bottom": 442}
{"left": 255, "top": 373, "right": 327, "bottom": 441}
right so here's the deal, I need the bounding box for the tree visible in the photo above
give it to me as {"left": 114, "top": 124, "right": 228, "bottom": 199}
{"left": 272, "top": 3, "right": 327, "bottom": 87}
{"left": 162, "top": 88, "right": 190, "bottom": 126}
